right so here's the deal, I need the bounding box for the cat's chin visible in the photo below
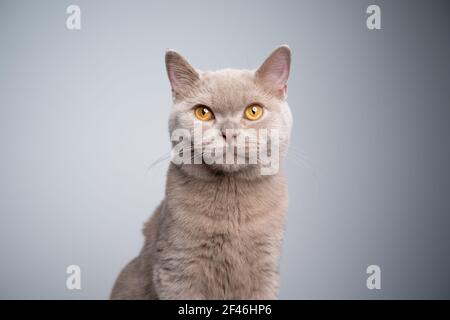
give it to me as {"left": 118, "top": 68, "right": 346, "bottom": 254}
{"left": 177, "top": 162, "right": 264, "bottom": 181}
{"left": 210, "top": 163, "right": 243, "bottom": 173}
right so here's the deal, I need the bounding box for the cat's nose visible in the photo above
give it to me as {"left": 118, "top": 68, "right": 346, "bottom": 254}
{"left": 221, "top": 129, "right": 238, "bottom": 141}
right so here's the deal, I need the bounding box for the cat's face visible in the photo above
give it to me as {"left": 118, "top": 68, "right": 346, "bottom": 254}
{"left": 165, "top": 46, "right": 293, "bottom": 179}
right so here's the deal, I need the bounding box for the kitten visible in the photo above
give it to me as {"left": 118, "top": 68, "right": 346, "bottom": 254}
{"left": 111, "top": 45, "right": 293, "bottom": 299}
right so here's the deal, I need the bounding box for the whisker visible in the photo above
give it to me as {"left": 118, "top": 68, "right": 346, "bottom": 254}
{"left": 146, "top": 151, "right": 171, "bottom": 172}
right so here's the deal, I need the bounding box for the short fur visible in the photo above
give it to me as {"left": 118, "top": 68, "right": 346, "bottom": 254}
{"left": 111, "top": 46, "right": 293, "bottom": 299}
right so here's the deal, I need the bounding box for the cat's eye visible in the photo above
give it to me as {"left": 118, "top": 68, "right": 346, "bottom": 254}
{"left": 194, "top": 105, "right": 214, "bottom": 121}
{"left": 244, "top": 104, "right": 263, "bottom": 121}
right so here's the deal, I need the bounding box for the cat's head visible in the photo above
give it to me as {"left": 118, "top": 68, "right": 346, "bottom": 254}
{"left": 165, "top": 45, "right": 293, "bottom": 179}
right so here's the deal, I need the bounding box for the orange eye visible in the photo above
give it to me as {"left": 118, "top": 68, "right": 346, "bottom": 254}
{"left": 244, "top": 104, "right": 263, "bottom": 120}
{"left": 194, "top": 105, "right": 214, "bottom": 121}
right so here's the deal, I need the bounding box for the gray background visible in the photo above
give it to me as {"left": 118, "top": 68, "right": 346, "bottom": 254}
{"left": 0, "top": 0, "right": 449, "bottom": 299}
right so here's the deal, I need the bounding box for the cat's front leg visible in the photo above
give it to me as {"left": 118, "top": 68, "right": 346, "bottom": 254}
{"left": 153, "top": 263, "right": 205, "bottom": 300}
{"left": 248, "top": 273, "right": 280, "bottom": 300}
{"left": 249, "top": 289, "right": 278, "bottom": 300}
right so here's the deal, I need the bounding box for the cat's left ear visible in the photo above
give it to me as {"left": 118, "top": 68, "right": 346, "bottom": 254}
{"left": 255, "top": 45, "right": 291, "bottom": 99}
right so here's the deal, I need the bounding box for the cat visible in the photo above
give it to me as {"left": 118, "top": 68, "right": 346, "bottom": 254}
{"left": 110, "top": 45, "right": 293, "bottom": 299}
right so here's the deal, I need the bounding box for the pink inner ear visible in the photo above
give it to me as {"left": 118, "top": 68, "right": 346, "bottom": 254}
{"left": 261, "top": 62, "right": 289, "bottom": 93}
{"left": 168, "top": 63, "right": 189, "bottom": 91}
{"left": 168, "top": 67, "right": 180, "bottom": 90}
{"left": 273, "top": 64, "right": 289, "bottom": 89}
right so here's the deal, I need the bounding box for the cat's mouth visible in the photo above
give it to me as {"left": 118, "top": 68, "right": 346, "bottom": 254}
{"left": 171, "top": 137, "right": 280, "bottom": 176}
{"left": 201, "top": 143, "right": 259, "bottom": 164}
{"left": 198, "top": 147, "right": 265, "bottom": 175}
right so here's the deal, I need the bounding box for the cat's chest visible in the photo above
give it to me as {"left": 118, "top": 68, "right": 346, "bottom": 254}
{"left": 168, "top": 168, "right": 287, "bottom": 222}
{"left": 196, "top": 232, "right": 278, "bottom": 298}
{"left": 177, "top": 180, "right": 286, "bottom": 224}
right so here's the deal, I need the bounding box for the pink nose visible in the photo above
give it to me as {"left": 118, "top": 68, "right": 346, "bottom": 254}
{"left": 221, "top": 129, "right": 238, "bottom": 141}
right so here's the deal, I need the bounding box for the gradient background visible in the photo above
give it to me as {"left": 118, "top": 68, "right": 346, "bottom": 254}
{"left": 0, "top": 0, "right": 449, "bottom": 299}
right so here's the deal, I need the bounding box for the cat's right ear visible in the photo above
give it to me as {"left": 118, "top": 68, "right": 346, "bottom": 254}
{"left": 165, "top": 50, "right": 199, "bottom": 99}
